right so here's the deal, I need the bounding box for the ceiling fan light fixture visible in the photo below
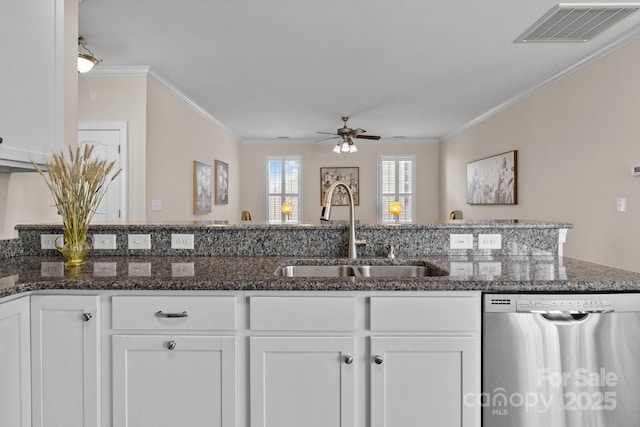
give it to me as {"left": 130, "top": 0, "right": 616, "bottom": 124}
{"left": 332, "top": 143, "right": 341, "bottom": 153}
{"left": 349, "top": 144, "right": 358, "bottom": 153}
{"left": 78, "top": 36, "right": 101, "bottom": 73}
{"left": 341, "top": 141, "right": 350, "bottom": 152}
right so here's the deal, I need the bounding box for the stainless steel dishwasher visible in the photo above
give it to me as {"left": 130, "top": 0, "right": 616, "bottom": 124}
{"left": 483, "top": 293, "right": 640, "bottom": 427}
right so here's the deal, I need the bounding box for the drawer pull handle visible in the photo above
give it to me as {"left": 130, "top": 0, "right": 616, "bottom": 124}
{"left": 167, "top": 340, "right": 176, "bottom": 350}
{"left": 344, "top": 355, "right": 354, "bottom": 365}
{"left": 155, "top": 310, "right": 188, "bottom": 318}
{"left": 374, "top": 355, "right": 383, "bottom": 365}
{"left": 81, "top": 313, "right": 92, "bottom": 322}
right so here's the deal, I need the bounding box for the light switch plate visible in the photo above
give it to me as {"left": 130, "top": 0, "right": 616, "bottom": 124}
{"left": 93, "top": 234, "right": 117, "bottom": 250}
{"left": 128, "top": 234, "right": 151, "bottom": 250}
{"left": 449, "top": 262, "right": 474, "bottom": 277}
{"left": 128, "top": 262, "right": 151, "bottom": 277}
{"left": 449, "top": 234, "right": 473, "bottom": 249}
{"left": 41, "top": 234, "right": 63, "bottom": 250}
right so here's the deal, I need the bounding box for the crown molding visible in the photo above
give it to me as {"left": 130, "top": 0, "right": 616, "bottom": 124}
{"left": 440, "top": 26, "right": 640, "bottom": 142}
{"left": 79, "top": 66, "right": 242, "bottom": 142}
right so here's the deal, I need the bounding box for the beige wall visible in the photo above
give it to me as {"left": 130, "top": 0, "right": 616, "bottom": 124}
{"left": 240, "top": 141, "right": 440, "bottom": 223}
{"left": 441, "top": 38, "right": 640, "bottom": 272}
{"left": 0, "top": 0, "right": 78, "bottom": 239}
{"left": 78, "top": 76, "right": 148, "bottom": 221}
{"left": 146, "top": 80, "right": 241, "bottom": 222}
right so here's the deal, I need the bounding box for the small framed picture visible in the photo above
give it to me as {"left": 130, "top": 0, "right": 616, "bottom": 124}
{"left": 193, "top": 161, "right": 212, "bottom": 214}
{"left": 320, "top": 167, "right": 359, "bottom": 206}
{"left": 215, "top": 160, "right": 229, "bottom": 205}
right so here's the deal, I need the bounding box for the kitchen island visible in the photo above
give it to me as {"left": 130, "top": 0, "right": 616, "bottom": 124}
{"left": 2, "top": 220, "right": 639, "bottom": 427}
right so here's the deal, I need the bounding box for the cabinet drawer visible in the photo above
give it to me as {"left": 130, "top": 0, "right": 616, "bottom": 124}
{"left": 250, "top": 297, "right": 355, "bottom": 331}
{"left": 370, "top": 297, "right": 478, "bottom": 332}
{"left": 112, "top": 296, "right": 237, "bottom": 330}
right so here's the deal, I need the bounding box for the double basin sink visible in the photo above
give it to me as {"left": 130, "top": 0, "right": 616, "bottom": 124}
{"left": 276, "top": 262, "right": 448, "bottom": 278}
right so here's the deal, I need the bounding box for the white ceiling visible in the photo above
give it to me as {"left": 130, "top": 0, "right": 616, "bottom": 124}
{"left": 79, "top": 0, "right": 640, "bottom": 143}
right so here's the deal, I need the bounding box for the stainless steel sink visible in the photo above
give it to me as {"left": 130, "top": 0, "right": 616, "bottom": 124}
{"left": 275, "top": 263, "right": 447, "bottom": 278}
{"left": 356, "top": 265, "right": 441, "bottom": 277}
{"left": 277, "top": 265, "right": 357, "bottom": 277}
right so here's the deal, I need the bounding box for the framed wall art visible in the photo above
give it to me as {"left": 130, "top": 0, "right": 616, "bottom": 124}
{"left": 215, "top": 159, "right": 229, "bottom": 205}
{"left": 320, "top": 167, "right": 359, "bottom": 206}
{"left": 193, "top": 161, "right": 212, "bottom": 214}
{"left": 466, "top": 150, "right": 517, "bottom": 205}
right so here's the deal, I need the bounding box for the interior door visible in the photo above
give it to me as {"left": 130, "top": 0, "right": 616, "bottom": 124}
{"left": 77, "top": 123, "right": 127, "bottom": 223}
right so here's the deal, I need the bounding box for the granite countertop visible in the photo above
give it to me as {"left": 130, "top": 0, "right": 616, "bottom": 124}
{"left": 1, "top": 255, "right": 640, "bottom": 298}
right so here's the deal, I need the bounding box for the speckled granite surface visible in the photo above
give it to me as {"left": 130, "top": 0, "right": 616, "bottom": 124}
{"left": 1, "top": 255, "right": 639, "bottom": 299}
{"left": 0, "top": 238, "right": 22, "bottom": 258}
{"left": 16, "top": 220, "right": 572, "bottom": 257}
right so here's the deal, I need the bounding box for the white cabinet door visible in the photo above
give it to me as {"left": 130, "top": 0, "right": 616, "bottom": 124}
{"left": 31, "top": 295, "right": 100, "bottom": 427}
{"left": 250, "top": 336, "right": 355, "bottom": 427}
{"left": 0, "top": 297, "right": 31, "bottom": 427}
{"left": 112, "top": 335, "right": 236, "bottom": 427}
{"left": 0, "top": 0, "right": 62, "bottom": 170}
{"left": 371, "top": 336, "right": 478, "bottom": 427}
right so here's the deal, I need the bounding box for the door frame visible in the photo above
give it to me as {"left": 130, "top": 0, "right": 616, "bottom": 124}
{"left": 77, "top": 122, "right": 129, "bottom": 222}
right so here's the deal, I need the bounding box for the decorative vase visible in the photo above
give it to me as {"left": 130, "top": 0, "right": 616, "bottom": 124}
{"left": 56, "top": 234, "right": 94, "bottom": 267}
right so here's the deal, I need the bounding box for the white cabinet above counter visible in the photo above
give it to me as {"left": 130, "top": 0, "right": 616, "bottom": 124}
{"left": 0, "top": 0, "right": 63, "bottom": 172}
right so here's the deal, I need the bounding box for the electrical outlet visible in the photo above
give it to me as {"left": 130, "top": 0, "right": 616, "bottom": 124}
{"left": 93, "top": 234, "right": 117, "bottom": 250}
{"left": 478, "top": 262, "right": 502, "bottom": 277}
{"left": 478, "top": 233, "right": 502, "bottom": 250}
{"left": 40, "top": 262, "right": 64, "bottom": 277}
{"left": 172, "top": 262, "right": 195, "bottom": 277}
{"left": 449, "top": 234, "right": 473, "bottom": 249}
{"left": 41, "top": 234, "right": 63, "bottom": 250}
{"left": 171, "top": 234, "right": 194, "bottom": 250}
{"left": 128, "top": 234, "right": 151, "bottom": 250}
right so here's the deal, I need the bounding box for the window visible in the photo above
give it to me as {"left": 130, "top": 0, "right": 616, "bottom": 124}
{"left": 378, "top": 155, "right": 415, "bottom": 223}
{"left": 266, "top": 156, "right": 302, "bottom": 223}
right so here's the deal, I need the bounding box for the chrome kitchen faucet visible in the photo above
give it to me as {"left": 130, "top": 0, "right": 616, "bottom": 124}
{"left": 320, "top": 181, "right": 366, "bottom": 259}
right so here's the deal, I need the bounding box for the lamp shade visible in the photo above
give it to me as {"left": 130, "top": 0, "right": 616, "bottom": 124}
{"left": 281, "top": 201, "right": 294, "bottom": 216}
{"left": 78, "top": 54, "right": 98, "bottom": 73}
{"left": 389, "top": 201, "right": 403, "bottom": 216}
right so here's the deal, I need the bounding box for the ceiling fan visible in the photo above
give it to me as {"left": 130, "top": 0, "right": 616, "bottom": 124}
{"left": 317, "top": 116, "right": 381, "bottom": 154}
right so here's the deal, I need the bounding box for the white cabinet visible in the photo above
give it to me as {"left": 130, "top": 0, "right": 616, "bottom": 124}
{"left": 112, "top": 335, "right": 236, "bottom": 427}
{"left": 31, "top": 295, "right": 100, "bottom": 427}
{"left": 110, "top": 295, "right": 238, "bottom": 427}
{"left": 370, "top": 336, "right": 477, "bottom": 427}
{"left": 0, "top": 0, "right": 63, "bottom": 171}
{"left": 0, "top": 296, "right": 31, "bottom": 427}
{"left": 250, "top": 336, "right": 355, "bottom": 427}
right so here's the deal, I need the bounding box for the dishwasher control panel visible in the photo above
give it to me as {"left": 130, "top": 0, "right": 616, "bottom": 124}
{"left": 484, "top": 294, "right": 618, "bottom": 313}
{"left": 516, "top": 299, "right": 614, "bottom": 313}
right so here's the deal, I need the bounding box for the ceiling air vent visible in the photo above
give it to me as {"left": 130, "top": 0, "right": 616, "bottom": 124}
{"left": 515, "top": 3, "right": 640, "bottom": 43}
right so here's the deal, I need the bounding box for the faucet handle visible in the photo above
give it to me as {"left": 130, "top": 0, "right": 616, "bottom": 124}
{"left": 387, "top": 244, "right": 396, "bottom": 259}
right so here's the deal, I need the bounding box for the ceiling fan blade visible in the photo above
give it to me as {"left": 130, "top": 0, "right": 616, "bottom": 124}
{"left": 317, "top": 131, "right": 338, "bottom": 135}
{"left": 314, "top": 136, "right": 339, "bottom": 143}
{"left": 355, "top": 134, "right": 381, "bottom": 140}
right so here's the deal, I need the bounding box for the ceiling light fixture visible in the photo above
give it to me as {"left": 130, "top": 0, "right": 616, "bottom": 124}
{"left": 334, "top": 136, "right": 357, "bottom": 154}
{"left": 78, "top": 36, "right": 101, "bottom": 73}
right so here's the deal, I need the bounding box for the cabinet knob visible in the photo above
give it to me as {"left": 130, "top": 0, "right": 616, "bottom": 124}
{"left": 167, "top": 340, "right": 177, "bottom": 350}
{"left": 0, "top": 137, "right": 3, "bottom": 144}
{"left": 81, "top": 313, "right": 92, "bottom": 322}
{"left": 344, "top": 355, "right": 354, "bottom": 365}
{"left": 374, "top": 355, "right": 383, "bottom": 365}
